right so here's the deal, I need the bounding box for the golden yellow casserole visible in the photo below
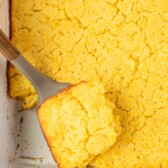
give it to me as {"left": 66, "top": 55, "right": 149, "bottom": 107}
{"left": 9, "top": 0, "right": 168, "bottom": 167}
{"left": 37, "top": 81, "right": 121, "bottom": 168}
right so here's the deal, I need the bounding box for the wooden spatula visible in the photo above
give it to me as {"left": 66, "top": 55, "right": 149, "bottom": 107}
{"left": 0, "top": 29, "right": 70, "bottom": 107}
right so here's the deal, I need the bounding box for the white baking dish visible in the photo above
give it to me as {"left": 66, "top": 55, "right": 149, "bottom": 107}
{"left": 0, "top": 0, "right": 57, "bottom": 167}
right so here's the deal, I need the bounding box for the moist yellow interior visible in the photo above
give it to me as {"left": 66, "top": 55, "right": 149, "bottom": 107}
{"left": 38, "top": 82, "right": 120, "bottom": 168}
{"left": 9, "top": 0, "right": 168, "bottom": 167}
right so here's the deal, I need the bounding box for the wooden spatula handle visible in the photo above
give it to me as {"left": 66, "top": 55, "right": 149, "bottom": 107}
{"left": 0, "top": 29, "right": 20, "bottom": 61}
